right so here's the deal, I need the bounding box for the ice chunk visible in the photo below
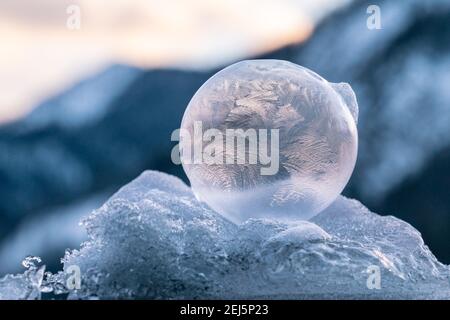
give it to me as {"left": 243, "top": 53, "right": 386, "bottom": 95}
{"left": 1, "top": 170, "right": 449, "bottom": 299}
{"left": 55, "top": 171, "right": 450, "bottom": 299}
{"left": 0, "top": 256, "right": 45, "bottom": 300}
{"left": 63, "top": 171, "right": 236, "bottom": 299}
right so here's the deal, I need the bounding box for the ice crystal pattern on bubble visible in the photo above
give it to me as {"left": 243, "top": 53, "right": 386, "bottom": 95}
{"left": 181, "top": 60, "right": 358, "bottom": 222}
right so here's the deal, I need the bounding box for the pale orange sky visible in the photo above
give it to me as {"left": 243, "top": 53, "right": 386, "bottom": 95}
{"left": 0, "top": 0, "right": 349, "bottom": 123}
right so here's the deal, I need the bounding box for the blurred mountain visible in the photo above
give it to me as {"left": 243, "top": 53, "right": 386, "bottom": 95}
{"left": 1, "top": 0, "right": 450, "bottom": 268}
{"left": 277, "top": 0, "right": 450, "bottom": 262}
{"left": 0, "top": 65, "right": 208, "bottom": 238}
{"left": 273, "top": 0, "right": 450, "bottom": 203}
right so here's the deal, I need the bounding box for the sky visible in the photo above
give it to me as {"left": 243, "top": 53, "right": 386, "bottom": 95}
{"left": 0, "top": 0, "right": 349, "bottom": 123}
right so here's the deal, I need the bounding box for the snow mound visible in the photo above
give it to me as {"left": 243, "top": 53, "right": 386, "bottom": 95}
{"left": 2, "top": 171, "right": 450, "bottom": 299}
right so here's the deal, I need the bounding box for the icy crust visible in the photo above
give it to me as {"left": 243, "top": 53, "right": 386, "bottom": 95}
{"left": 2, "top": 170, "right": 450, "bottom": 299}
{"left": 57, "top": 171, "right": 450, "bottom": 299}
{"left": 0, "top": 257, "right": 46, "bottom": 300}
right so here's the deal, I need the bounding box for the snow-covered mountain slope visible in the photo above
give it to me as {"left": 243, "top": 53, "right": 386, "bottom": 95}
{"left": 24, "top": 65, "right": 140, "bottom": 129}
{"left": 0, "top": 67, "right": 208, "bottom": 234}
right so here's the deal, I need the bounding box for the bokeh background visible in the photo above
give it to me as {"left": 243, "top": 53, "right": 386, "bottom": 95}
{"left": 1, "top": 0, "right": 449, "bottom": 275}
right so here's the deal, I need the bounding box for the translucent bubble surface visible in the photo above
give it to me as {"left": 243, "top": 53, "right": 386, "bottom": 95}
{"left": 180, "top": 60, "right": 358, "bottom": 222}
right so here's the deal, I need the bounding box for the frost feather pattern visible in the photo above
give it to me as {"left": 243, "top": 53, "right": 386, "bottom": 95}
{"left": 180, "top": 60, "right": 358, "bottom": 222}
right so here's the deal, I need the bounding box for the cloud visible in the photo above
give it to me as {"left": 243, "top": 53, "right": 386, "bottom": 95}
{"left": 0, "top": 0, "right": 345, "bottom": 123}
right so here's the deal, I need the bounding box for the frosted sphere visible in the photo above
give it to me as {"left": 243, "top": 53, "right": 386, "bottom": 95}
{"left": 180, "top": 60, "right": 358, "bottom": 223}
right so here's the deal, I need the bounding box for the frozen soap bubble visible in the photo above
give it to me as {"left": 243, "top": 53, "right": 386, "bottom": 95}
{"left": 179, "top": 60, "right": 358, "bottom": 223}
